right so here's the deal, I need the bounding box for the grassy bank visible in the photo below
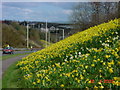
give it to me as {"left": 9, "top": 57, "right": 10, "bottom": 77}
{"left": 17, "top": 19, "right": 120, "bottom": 88}
{"left": 2, "top": 61, "right": 19, "bottom": 88}
{"left": 7, "top": 19, "right": 120, "bottom": 88}
{"left": 2, "top": 61, "right": 25, "bottom": 88}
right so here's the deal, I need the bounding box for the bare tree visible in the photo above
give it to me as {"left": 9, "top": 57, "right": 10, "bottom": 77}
{"left": 70, "top": 2, "right": 119, "bottom": 33}
{"left": 70, "top": 3, "right": 92, "bottom": 33}
{"left": 91, "top": 2, "right": 101, "bottom": 24}
{"left": 101, "top": 2, "right": 119, "bottom": 22}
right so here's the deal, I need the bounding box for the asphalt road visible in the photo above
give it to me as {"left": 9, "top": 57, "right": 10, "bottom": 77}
{"left": 1, "top": 54, "right": 29, "bottom": 79}
{"left": 0, "top": 49, "right": 42, "bottom": 78}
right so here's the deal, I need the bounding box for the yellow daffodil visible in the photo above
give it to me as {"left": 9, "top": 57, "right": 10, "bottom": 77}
{"left": 100, "top": 75, "right": 102, "bottom": 78}
{"left": 91, "top": 64, "right": 95, "bottom": 67}
{"left": 37, "top": 79, "right": 40, "bottom": 83}
{"left": 109, "top": 68, "right": 113, "bottom": 73}
{"left": 113, "top": 77, "right": 120, "bottom": 81}
{"left": 93, "top": 60, "right": 97, "bottom": 62}
{"left": 105, "top": 55, "right": 110, "bottom": 58}
{"left": 98, "top": 82, "right": 102, "bottom": 85}
{"left": 94, "top": 56, "right": 96, "bottom": 58}
{"left": 83, "top": 70, "right": 86, "bottom": 72}
{"left": 100, "top": 85, "right": 104, "bottom": 88}
{"left": 77, "top": 80, "right": 80, "bottom": 83}
{"left": 97, "top": 59, "right": 100, "bottom": 61}
{"left": 99, "top": 70, "right": 102, "bottom": 72}
{"left": 60, "top": 84, "right": 64, "bottom": 87}
{"left": 118, "top": 61, "right": 120, "bottom": 65}
{"left": 85, "top": 65, "right": 88, "bottom": 69}
{"left": 113, "top": 81, "right": 120, "bottom": 86}
{"left": 72, "top": 75, "right": 74, "bottom": 78}
{"left": 88, "top": 81, "right": 91, "bottom": 83}
{"left": 94, "top": 86, "right": 98, "bottom": 88}
{"left": 103, "top": 62, "right": 106, "bottom": 65}
{"left": 33, "top": 82, "right": 36, "bottom": 85}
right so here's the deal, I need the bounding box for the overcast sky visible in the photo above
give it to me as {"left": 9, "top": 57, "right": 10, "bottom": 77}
{"left": 2, "top": 2, "right": 78, "bottom": 22}
{"left": 2, "top": 0, "right": 119, "bottom": 22}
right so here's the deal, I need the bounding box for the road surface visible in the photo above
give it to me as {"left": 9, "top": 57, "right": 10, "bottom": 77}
{"left": 0, "top": 49, "right": 42, "bottom": 78}
{"left": 0, "top": 54, "right": 29, "bottom": 79}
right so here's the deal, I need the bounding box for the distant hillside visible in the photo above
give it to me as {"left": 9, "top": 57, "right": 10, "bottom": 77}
{"left": 0, "top": 23, "right": 2, "bottom": 48}
{"left": 2, "top": 20, "right": 74, "bottom": 48}
{"left": 2, "top": 21, "right": 46, "bottom": 48}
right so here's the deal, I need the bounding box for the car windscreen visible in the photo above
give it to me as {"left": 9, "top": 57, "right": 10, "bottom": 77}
{"left": 4, "top": 47, "right": 13, "bottom": 49}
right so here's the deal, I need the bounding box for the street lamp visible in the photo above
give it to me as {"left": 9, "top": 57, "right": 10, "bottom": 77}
{"left": 63, "top": 29, "right": 64, "bottom": 40}
{"left": 26, "top": 23, "right": 29, "bottom": 48}
{"left": 48, "top": 30, "right": 50, "bottom": 45}
{"left": 41, "top": 24, "right": 43, "bottom": 31}
{"left": 38, "top": 24, "right": 40, "bottom": 29}
{"left": 45, "top": 20, "right": 48, "bottom": 47}
{"left": 56, "top": 28, "right": 59, "bottom": 42}
{"left": 49, "top": 26, "right": 56, "bottom": 45}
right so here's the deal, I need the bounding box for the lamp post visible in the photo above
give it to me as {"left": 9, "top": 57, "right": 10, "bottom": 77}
{"left": 26, "top": 23, "right": 29, "bottom": 48}
{"left": 56, "top": 28, "right": 59, "bottom": 42}
{"left": 49, "top": 30, "right": 50, "bottom": 45}
{"left": 63, "top": 29, "right": 64, "bottom": 40}
{"left": 38, "top": 24, "right": 40, "bottom": 29}
{"left": 46, "top": 20, "right": 48, "bottom": 47}
{"left": 41, "top": 24, "right": 43, "bottom": 30}
{"left": 49, "top": 26, "right": 55, "bottom": 44}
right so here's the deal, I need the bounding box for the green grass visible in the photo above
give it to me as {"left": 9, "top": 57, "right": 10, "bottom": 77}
{"left": 2, "top": 52, "right": 33, "bottom": 88}
{"left": 0, "top": 79, "right": 2, "bottom": 89}
{"left": 16, "top": 19, "right": 120, "bottom": 88}
{"left": 2, "top": 61, "right": 24, "bottom": 88}
{"left": 1, "top": 53, "right": 31, "bottom": 61}
{"left": 40, "top": 40, "right": 53, "bottom": 47}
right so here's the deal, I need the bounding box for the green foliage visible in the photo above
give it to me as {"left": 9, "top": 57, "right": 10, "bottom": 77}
{"left": 2, "top": 61, "right": 26, "bottom": 88}
{"left": 40, "top": 40, "right": 53, "bottom": 48}
{"left": 2, "top": 23, "right": 26, "bottom": 48}
{"left": 16, "top": 19, "right": 120, "bottom": 88}
{"left": 2, "top": 22, "right": 46, "bottom": 48}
